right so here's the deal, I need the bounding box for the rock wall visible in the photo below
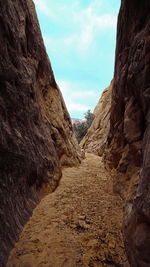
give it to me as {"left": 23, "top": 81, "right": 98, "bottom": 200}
{"left": 80, "top": 82, "right": 112, "bottom": 156}
{"left": 0, "top": 0, "right": 81, "bottom": 265}
{"left": 105, "top": 0, "right": 150, "bottom": 266}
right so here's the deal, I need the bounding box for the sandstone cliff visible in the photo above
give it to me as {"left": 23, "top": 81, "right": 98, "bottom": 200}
{"left": 80, "top": 82, "right": 112, "bottom": 156}
{"left": 105, "top": 1, "right": 150, "bottom": 266}
{"left": 0, "top": 0, "right": 81, "bottom": 265}
{"left": 81, "top": 1, "right": 150, "bottom": 265}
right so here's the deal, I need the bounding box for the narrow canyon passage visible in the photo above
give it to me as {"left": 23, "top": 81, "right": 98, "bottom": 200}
{"left": 7, "top": 154, "right": 128, "bottom": 267}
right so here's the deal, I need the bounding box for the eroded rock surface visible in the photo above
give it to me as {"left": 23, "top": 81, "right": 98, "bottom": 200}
{"left": 80, "top": 82, "right": 112, "bottom": 156}
{"left": 0, "top": 0, "right": 81, "bottom": 265}
{"left": 105, "top": 1, "right": 150, "bottom": 266}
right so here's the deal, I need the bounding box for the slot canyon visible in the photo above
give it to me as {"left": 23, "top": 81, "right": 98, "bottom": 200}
{"left": 1, "top": 0, "right": 150, "bottom": 266}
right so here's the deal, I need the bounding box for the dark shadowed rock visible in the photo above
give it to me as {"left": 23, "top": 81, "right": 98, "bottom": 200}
{"left": 0, "top": 0, "right": 81, "bottom": 265}
{"left": 105, "top": 0, "right": 150, "bottom": 265}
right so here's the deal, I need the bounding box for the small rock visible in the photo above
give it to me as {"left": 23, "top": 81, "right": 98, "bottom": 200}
{"left": 78, "top": 215, "right": 86, "bottom": 220}
{"left": 108, "top": 239, "right": 116, "bottom": 249}
{"left": 31, "top": 239, "right": 39, "bottom": 243}
{"left": 70, "top": 224, "right": 76, "bottom": 229}
{"left": 87, "top": 239, "right": 98, "bottom": 247}
{"left": 78, "top": 220, "right": 90, "bottom": 230}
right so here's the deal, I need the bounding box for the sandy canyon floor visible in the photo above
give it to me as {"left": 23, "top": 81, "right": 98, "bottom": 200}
{"left": 7, "top": 153, "right": 128, "bottom": 267}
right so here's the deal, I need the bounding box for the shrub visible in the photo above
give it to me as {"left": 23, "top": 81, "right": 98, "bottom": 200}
{"left": 73, "top": 110, "right": 94, "bottom": 143}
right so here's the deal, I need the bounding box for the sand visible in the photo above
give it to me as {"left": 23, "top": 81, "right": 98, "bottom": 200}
{"left": 7, "top": 153, "right": 128, "bottom": 267}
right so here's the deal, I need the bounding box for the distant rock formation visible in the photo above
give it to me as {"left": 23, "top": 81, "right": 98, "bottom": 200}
{"left": 80, "top": 82, "right": 112, "bottom": 156}
{"left": 71, "top": 118, "right": 84, "bottom": 125}
{"left": 0, "top": 0, "right": 81, "bottom": 265}
{"left": 105, "top": 1, "right": 150, "bottom": 266}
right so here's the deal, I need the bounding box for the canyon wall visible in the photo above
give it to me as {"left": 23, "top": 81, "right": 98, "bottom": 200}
{"left": 105, "top": 0, "right": 150, "bottom": 266}
{"left": 80, "top": 82, "right": 112, "bottom": 156}
{"left": 81, "top": 1, "right": 150, "bottom": 265}
{"left": 0, "top": 0, "right": 81, "bottom": 265}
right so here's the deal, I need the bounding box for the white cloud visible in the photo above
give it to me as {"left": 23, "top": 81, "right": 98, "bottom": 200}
{"left": 34, "top": 0, "right": 117, "bottom": 52}
{"left": 72, "top": 6, "right": 117, "bottom": 51}
{"left": 43, "top": 36, "right": 53, "bottom": 46}
{"left": 67, "top": 103, "right": 88, "bottom": 112}
{"left": 72, "top": 91, "right": 97, "bottom": 98}
{"left": 58, "top": 80, "right": 98, "bottom": 114}
{"left": 33, "top": 0, "right": 55, "bottom": 18}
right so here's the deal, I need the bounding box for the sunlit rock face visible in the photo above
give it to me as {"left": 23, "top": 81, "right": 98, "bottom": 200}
{"left": 80, "top": 82, "right": 112, "bottom": 156}
{"left": 105, "top": 0, "right": 150, "bottom": 265}
{"left": 0, "top": 0, "right": 81, "bottom": 265}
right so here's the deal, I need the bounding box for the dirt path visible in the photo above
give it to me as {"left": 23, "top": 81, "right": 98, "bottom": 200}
{"left": 7, "top": 153, "right": 128, "bottom": 267}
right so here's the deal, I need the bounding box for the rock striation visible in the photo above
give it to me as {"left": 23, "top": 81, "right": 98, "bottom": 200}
{"left": 105, "top": 0, "right": 150, "bottom": 266}
{"left": 0, "top": 0, "right": 81, "bottom": 265}
{"left": 80, "top": 82, "right": 112, "bottom": 156}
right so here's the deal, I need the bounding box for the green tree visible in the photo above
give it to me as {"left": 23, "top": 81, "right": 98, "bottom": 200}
{"left": 84, "top": 109, "right": 94, "bottom": 129}
{"left": 73, "top": 110, "right": 94, "bottom": 143}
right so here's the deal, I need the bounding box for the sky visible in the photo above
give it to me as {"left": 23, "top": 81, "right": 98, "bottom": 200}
{"left": 33, "top": 0, "right": 121, "bottom": 119}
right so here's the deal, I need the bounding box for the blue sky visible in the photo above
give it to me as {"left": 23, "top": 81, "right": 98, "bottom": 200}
{"left": 33, "top": 0, "right": 121, "bottom": 119}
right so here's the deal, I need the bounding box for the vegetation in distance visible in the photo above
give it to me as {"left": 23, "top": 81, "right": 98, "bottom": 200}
{"left": 73, "top": 110, "right": 94, "bottom": 143}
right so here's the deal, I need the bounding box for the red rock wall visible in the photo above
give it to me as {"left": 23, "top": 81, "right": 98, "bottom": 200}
{"left": 0, "top": 0, "right": 81, "bottom": 265}
{"left": 107, "top": 0, "right": 150, "bottom": 265}
{"left": 80, "top": 82, "right": 112, "bottom": 156}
